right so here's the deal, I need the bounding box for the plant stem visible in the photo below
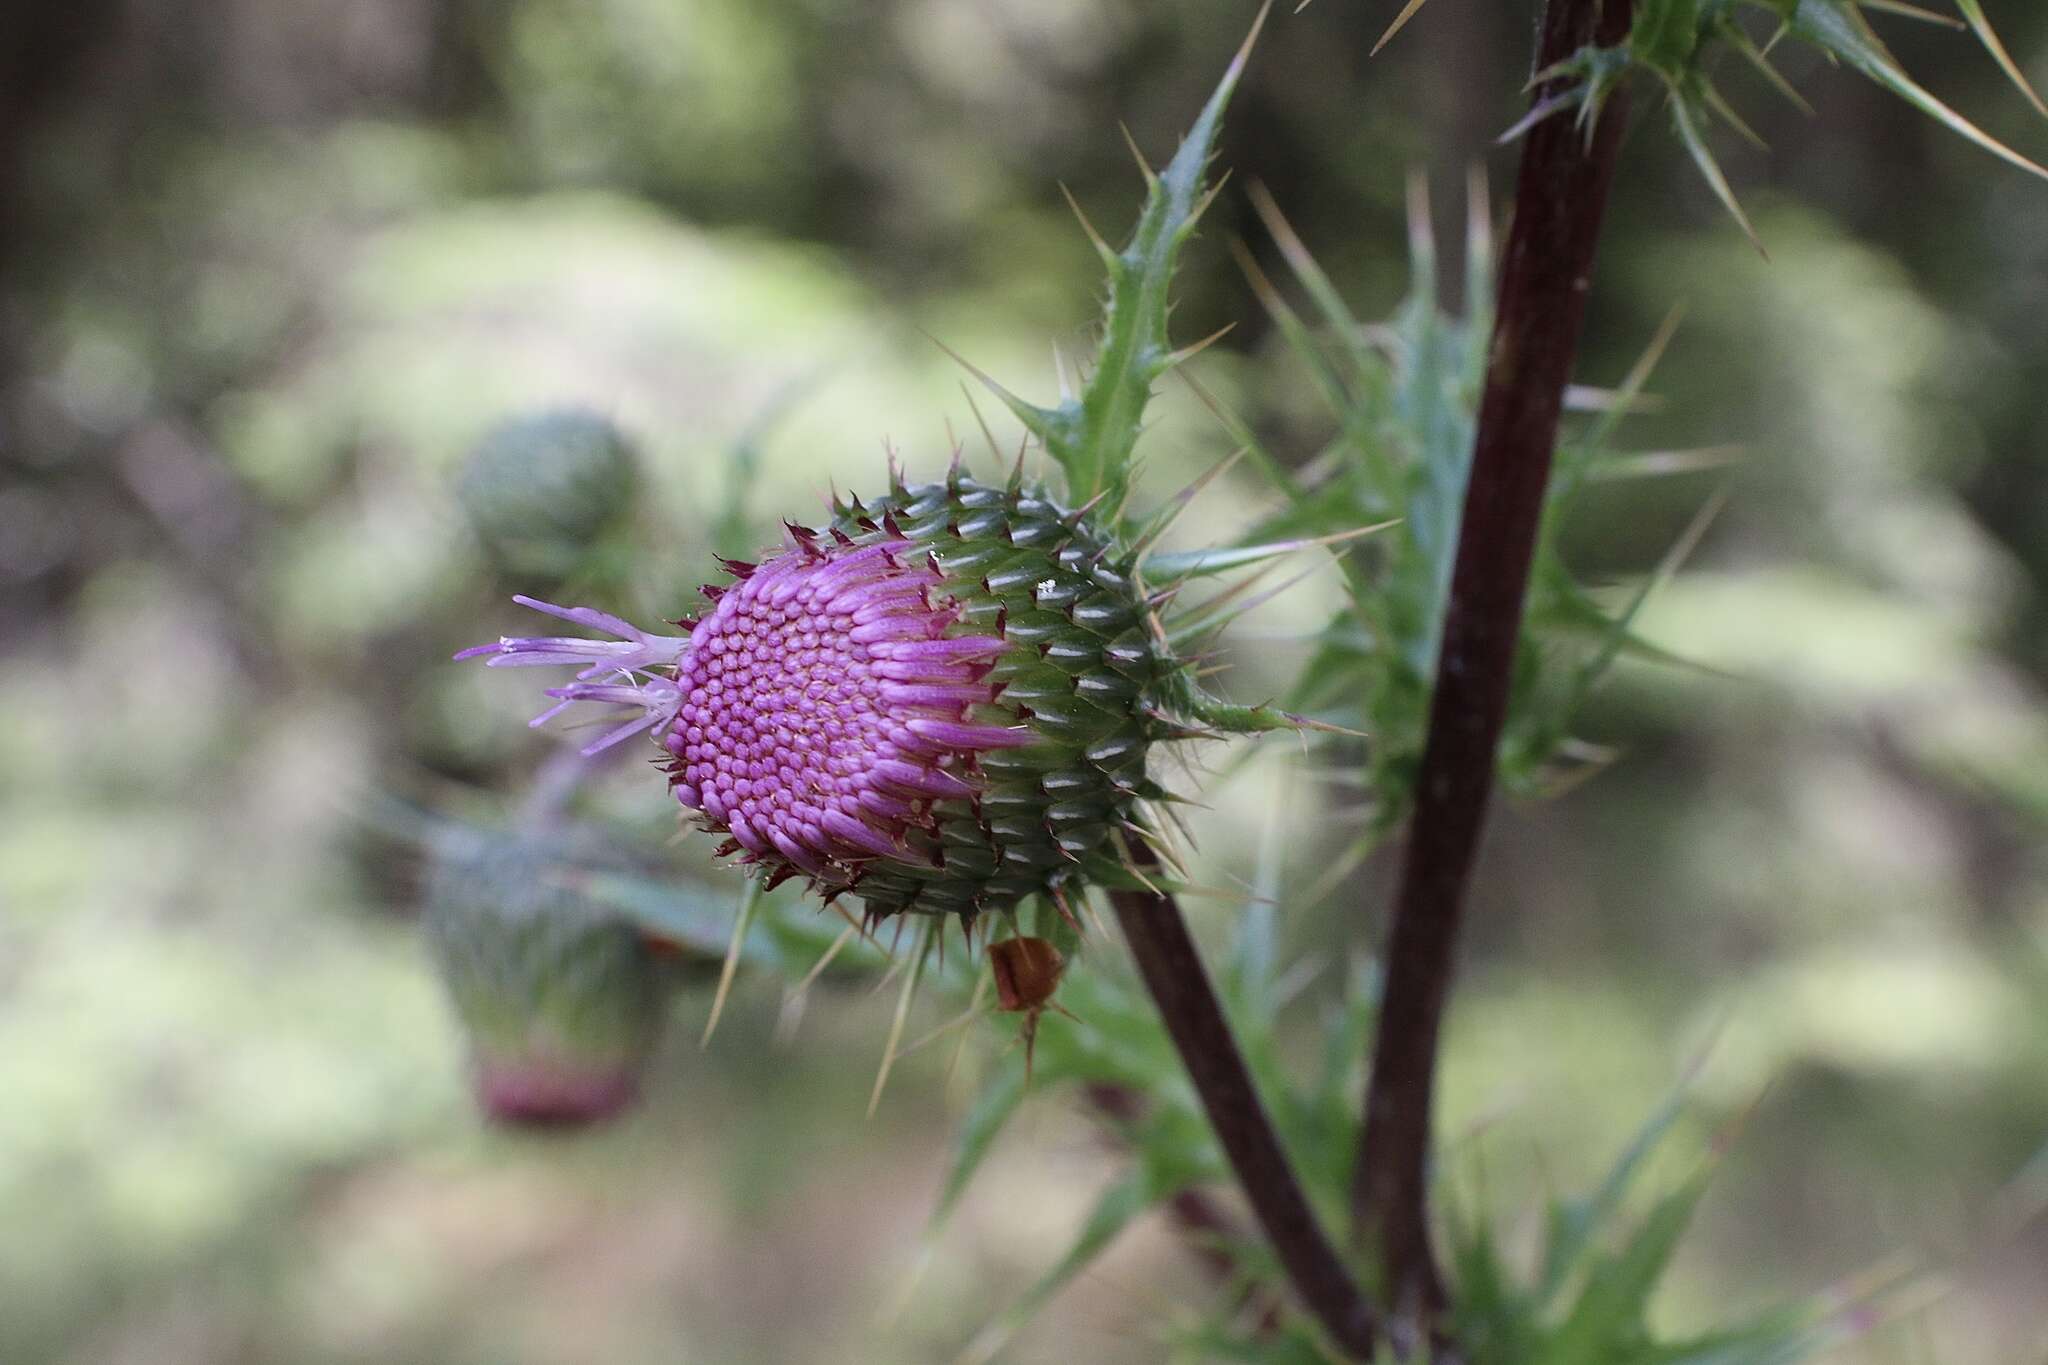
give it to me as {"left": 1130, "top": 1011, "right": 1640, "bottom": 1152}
{"left": 1351, "top": 0, "right": 1637, "bottom": 1322}
{"left": 1109, "top": 844, "right": 1380, "bottom": 1360}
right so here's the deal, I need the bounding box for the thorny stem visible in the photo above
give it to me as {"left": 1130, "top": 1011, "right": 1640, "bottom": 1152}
{"left": 1109, "top": 843, "right": 1380, "bottom": 1359}
{"left": 1351, "top": 0, "right": 1637, "bottom": 1327}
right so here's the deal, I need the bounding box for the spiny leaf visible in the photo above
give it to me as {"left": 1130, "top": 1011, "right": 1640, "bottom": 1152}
{"left": 1722, "top": 18, "right": 1817, "bottom": 115}
{"left": 1955, "top": 0, "right": 2048, "bottom": 117}
{"left": 931, "top": 1053, "right": 1029, "bottom": 1225}
{"left": 1536, "top": 1066, "right": 1698, "bottom": 1307}
{"left": 1791, "top": 0, "right": 2048, "bottom": 182}
{"left": 1548, "top": 1170, "right": 1714, "bottom": 1356}
{"left": 923, "top": 331, "right": 1064, "bottom": 450}
{"left": 1564, "top": 486, "right": 1730, "bottom": 720}
{"left": 1669, "top": 82, "right": 1768, "bottom": 255}
{"left": 1042, "top": 1, "right": 1271, "bottom": 507}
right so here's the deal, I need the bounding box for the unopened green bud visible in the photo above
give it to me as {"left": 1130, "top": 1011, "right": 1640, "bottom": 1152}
{"left": 424, "top": 825, "right": 669, "bottom": 1127}
{"left": 456, "top": 409, "right": 638, "bottom": 584}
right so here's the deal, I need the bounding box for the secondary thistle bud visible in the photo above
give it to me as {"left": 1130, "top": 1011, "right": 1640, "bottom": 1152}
{"left": 456, "top": 409, "right": 639, "bottom": 584}
{"left": 424, "top": 826, "right": 670, "bottom": 1127}
{"left": 460, "top": 469, "right": 1196, "bottom": 926}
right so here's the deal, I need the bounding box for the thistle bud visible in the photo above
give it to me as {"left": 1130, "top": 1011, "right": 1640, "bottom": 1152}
{"left": 424, "top": 826, "right": 670, "bottom": 1127}
{"left": 455, "top": 409, "right": 639, "bottom": 584}
{"left": 458, "top": 470, "right": 1225, "bottom": 928}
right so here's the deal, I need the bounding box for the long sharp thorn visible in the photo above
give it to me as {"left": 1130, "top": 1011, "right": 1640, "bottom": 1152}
{"left": 868, "top": 918, "right": 936, "bottom": 1118}
{"left": 702, "top": 877, "right": 764, "bottom": 1048}
{"left": 1189, "top": 168, "right": 1234, "bottom": 229}
{"left": 1232, "top": 0, "right": 1274, "bottom": 77}
{"left": 1405, "top": 167, "right": 1434, "bottom": 280}
{"left": 921, "top": 329, "right": 1051, "bottom": 433}
{"left": 1165, "top": 321, "right": 1237, "bottom": 370}
{"left": 1957, "top": 0, "right": 2048, "bottom": 118}
{"left": 1860, "top": 0, "right": 1963, "bottom": 26}
{"left": 1586, "top": 443, "right": 1748, "bottom": 481}
{"left": 1466, "top": 161, "right": 1493, "bottom": 294}
{"left": 1049, "top": 884, "right": 1084, "bottom": 936}
{"left": 1134, "top": 445, "right": 1249, "bottom": 561}
{"left": 826, "top": 895, "right": 883, "bottom": 949}
{"left": 946, "top": 968, "right": 993, "bottom": 1086}
{"left": 1371, "top": 0, "right": 1434, "bottom": 57}
{"left": 775, "top": 921, "right": 860, "bottom": 1044}
{"left": 899, "top": 1003, "right": 985, "bottom": 1059}
{"left": 1118, "top": 121, "right": 1158, "bottom": 188}
{"left": 1590, "top": 302, "right": 1687, "bottom": 447}
{"left": 959, "top": 384, "right": 1005, "bottom": 464}
{"left": 1244, "top": 180, "right": 1379, "bottom": 366}
{"left": 1725, "top": 22, "right": 1815, "bottom": 116}
{"left": 1066, "top": 485, "right": 1116, "bottom": 527}
{"left": 1175, "top": 367, "right": 1302, "bottom": 498}
{"left": 1702, "top": 80, "right": 1768, "bottom": 151}
{"left": 1173, "top": 566, "right": 1313, "bottom": 642}
{"left": 1059, "top": 182, "right": 1118, "bottom": 266}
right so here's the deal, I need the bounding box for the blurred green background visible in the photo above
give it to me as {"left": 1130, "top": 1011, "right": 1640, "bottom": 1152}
{"left": 4, "top": 1, "right": 2047, "bottom": 1361}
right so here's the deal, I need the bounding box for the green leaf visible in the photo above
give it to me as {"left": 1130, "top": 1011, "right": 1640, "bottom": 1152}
{"left": 1547, "top": 1170, "right": 1713, "bottom": 1360}
{"left": 931, "top": 1053, "right": 1029, "bottom": 1225}
{"left": 1041, "top": 4, "right": 1270, "bottom": 506}
{"left": 1790, "top": 0, "right": 2048, "bottom": 181}
{"left": 1535, "top": 1076, "right": 1694, "bottom": 1307}
{"left": 1669, "top": 80, "right": 1767, "bottom": 254}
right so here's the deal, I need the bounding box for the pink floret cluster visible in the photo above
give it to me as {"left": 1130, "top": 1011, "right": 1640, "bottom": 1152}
{"left": 460, "top": 526, "right": 1036, "bottom": 892}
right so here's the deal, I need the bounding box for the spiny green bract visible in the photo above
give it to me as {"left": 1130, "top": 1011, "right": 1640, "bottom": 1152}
{"left": 1517, "top": 0, "right": 2048, "bottom": 252}
{"left": 812, "top": 465, "right": 1187, "bottom": 922}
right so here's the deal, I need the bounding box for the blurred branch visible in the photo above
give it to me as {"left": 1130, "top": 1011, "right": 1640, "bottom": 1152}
{"left": 1351, "top": 0, "right": 1637, "bottom": 1324}
{"left": 1109, "top": 843, "right": 1381, "bottom": 1360}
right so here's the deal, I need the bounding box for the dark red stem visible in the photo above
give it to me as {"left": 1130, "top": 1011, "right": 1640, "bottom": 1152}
{"left": 1351, "top": 0, "right": 1637, "bottom": 1323}
{"left": 1110, "top": 846, "right": 1380, "bottom": 1359}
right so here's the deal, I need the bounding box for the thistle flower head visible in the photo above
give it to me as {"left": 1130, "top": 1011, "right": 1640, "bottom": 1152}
{"left": 662, "top": 528, "right": 1031, "bottom": 894}
{"left": 461, "top": 471, "right": 1185, "bottom": 925}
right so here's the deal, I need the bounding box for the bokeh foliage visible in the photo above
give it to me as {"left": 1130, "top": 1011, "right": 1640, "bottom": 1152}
{"left": 3, "top": 1, "right": 2048, "bottom": 1363}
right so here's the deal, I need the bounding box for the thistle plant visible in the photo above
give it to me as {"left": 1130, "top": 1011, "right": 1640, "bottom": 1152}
{"left": 459, "top": 466, "right": 1286, "bottom": 924}
{"left": 453, "top": 20, "right": 1320, "bottom": 939}
{"left": 427, "top": 0, "right": 2046, "bottom": 1359}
